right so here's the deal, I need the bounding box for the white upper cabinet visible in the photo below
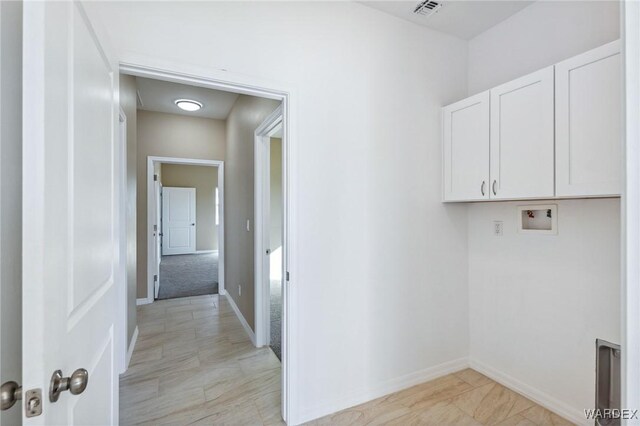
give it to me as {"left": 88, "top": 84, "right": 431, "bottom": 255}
{"left": 555, "top": 40, "right": 621, "bottom": 197}
{"left": 489, "top": 66, "right": 555, "bottom": 200}
{"left": 441, "top": 41, "right": 621, "bottom": 203}
{"left": 442, "top": 91, "right": 490, "bottom": 201}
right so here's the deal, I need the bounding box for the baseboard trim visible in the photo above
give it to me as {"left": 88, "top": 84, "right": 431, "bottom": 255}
{"left": 468, "top": 359, "right": 585, "bottom": 425}
{"left": 297, "top": 357, "right": 469, "bottom": 424}
{"left": 125, "top": 326, "right": 139, "bottom": 370}
{"left": 223, "top": 293, "right": 256, "bottom": 346}
{"left": 195, "top": 250, "right": 218, "bottom": 254}
{"left": 136, "top": 297, "right": 153, "bottom": 305}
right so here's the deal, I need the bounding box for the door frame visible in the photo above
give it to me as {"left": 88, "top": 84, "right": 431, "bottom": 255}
{"left": 154, "top": 177, "right": 162, "bottom": 298}
{"left": 146, "top": 156, "right": 225, "bottom": 302}
{"left": 254, "top": 106, "right": 283, "bottom": 349}
{"left": 118, "top": 108, "right": 128, "bottom": 373}
{"left": 120, "top": 61, "right": 298, "bottom": 424}
{"left": 622, "top": 0, "right": 640, "bottom": 416}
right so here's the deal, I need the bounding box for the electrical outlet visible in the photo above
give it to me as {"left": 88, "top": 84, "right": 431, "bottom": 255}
{"left": 238, "top": 284, "right": 242, "bottom": 296}
{"left": 493, "top": 221, "right": 503, "bottom": 236}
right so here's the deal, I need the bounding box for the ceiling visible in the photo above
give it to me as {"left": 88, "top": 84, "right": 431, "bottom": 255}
{"left": 135, "top": 77, "right": 239, "bottom": 120}
{"left": 360, "top": 1, "right": 533, "bottom": 40}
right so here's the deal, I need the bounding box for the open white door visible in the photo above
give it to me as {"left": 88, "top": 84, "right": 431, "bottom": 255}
{"left": 161, "top": 187, "right": 196, "bottom": 255}
{"left": 23, "top": 2, "right": 120, "bottom": 424}
{"left": 154, "top": 178, "right": 162, "bottom": 299}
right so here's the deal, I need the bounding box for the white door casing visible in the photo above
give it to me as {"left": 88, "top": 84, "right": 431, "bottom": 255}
{"left": 490, "top": 66, "right": 555, "bottom": 200}
{"left": 253, "top": 105, "right": 287, "bottom": 417}
{"left": 23, "top": 2, "right": 121, "bottom": 424}
{"left": 162, "top": 187, "right": 197, "bottom": 255}
{"left": 127, "top": 63, "right": 292, "bottom": 422}
{"left": 154, "top": 178, "right": 162, "bottom": 298}
{"left": 145, "top": 157, "right": 225, "bottom": 301}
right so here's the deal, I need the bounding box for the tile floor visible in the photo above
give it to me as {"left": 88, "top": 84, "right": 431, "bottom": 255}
{"left": 121, "top": 294, "right": 572, "bottom": 426}
{"left": 309, "top": 369, "right": 574, "bottom": 426}
{"left": 120, "top": 294, "right": 283, "bottom": 425}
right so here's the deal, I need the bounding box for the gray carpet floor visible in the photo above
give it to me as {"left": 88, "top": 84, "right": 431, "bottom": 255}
{"left": 158, "top": 253, "right": 218, "bottom": 300}
{"left": 270, "top": 279, "right": 282, "bottom": 361}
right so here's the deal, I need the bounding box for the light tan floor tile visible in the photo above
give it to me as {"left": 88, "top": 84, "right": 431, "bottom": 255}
{"left": 452, "top": 382, "right": 535, "bottom": 424}
{"left": 122, "top": 295, "right": 570, "bottom": 426}
{"left": 455, "top": 368, "right": 494, "bottom": 388}
{"left": 387, "top": 374, "right": 474, "bottom": 409}
{"left": 520, "top": 405, "right": 574, "bottom": 426}
{"left": 414, "top": 398, "right": 482, "bottom": 426}
{"left": 496, "top": 414, "right": 538, "bottom": 426}
{"left": 129, "top": 345, "right": 162, "bottom": 366}
{"left": 121, "top": 295, "right": 283, "bottom": 425}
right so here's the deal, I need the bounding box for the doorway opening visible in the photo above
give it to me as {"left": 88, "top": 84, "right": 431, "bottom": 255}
{"left": 147, "top": 158, "right": 224, "bottom": 300}
{"left": 119, "top": 65, "right": 295, "bottom": 424}
{"left": 255, "top": 107, "right": 285, "bottom": 362}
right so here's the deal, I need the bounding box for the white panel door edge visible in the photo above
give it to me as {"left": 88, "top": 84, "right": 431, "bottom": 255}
{"left": 162, "top": 187, "right": 197, "bottom": 255}
{"left": 22, "top": 2, "right": 120, "bottom": 424}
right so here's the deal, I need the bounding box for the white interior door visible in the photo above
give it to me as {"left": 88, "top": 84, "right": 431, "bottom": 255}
{"left": 162, "top": 187, "right": 196, "bottom": 255}
{"left": 22, "top": 2, "right": 120, "bottom": 424}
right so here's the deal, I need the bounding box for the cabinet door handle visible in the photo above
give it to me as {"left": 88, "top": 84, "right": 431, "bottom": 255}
{"left": 492, "top": 180, "right": 497, "bottom": 196}
{"left": 481, "top": 181, "right": 486, "bottom": 196}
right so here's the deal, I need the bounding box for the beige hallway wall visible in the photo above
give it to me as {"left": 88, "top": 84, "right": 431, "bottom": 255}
{"left": 269, "top": 138, "right": 283, "bottom": 251}
{"left": 137, "top": 110, "right": 225, "bottom": 299}
{"left": 225, "top": 95, "right": 280, "bottom": 330}
{"left": 161, "top": 164, "right": 219, "bottom": 251}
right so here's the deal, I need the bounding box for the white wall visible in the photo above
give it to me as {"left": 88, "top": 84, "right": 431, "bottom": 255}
{"left": 0, "top": 2, "right": 22, "bottom": 425}
{"left": 87, "top": 2, "right": 470, "bottom": 422}
{"left": 468, "top": 1, "right": 620, "bottom": 95}
{"left": 466, "top": 2, "right": 621, "bottom": 422}
{"left": 468, "top": 200, "right": 620, "bottom": 419}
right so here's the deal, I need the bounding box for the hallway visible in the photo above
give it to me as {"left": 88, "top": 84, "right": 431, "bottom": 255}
{"left": 120, "top": 295, "right": 283, "bottom": 425}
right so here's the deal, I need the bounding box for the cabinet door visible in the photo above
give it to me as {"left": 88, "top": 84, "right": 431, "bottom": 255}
{"left": 442, "top": 91, "right": 490, "bottom": 201}
{"left": 555, "top": 40, "right": 621, "bottom": 197}
{"left": 490, "top": 67, "right": 555, "bottom": 200}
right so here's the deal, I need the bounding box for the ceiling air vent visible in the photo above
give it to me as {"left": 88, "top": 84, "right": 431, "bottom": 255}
{"left": 413, "top": 0, "right": 442, "bottom": 17}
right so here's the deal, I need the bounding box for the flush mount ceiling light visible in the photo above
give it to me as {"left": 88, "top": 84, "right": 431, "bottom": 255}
{"left": 174, "top": 99, "right": 203, "bottom": 112}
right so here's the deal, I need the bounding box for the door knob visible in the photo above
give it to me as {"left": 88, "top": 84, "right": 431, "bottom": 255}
{"left": 49, "top": 368, "right": 89, "bottom": 402}
{"left": 266, "top": 249, "right": 271, "bottom": 255}
{"left": 0, "top": 380, "right": 21, "bottom": 410}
